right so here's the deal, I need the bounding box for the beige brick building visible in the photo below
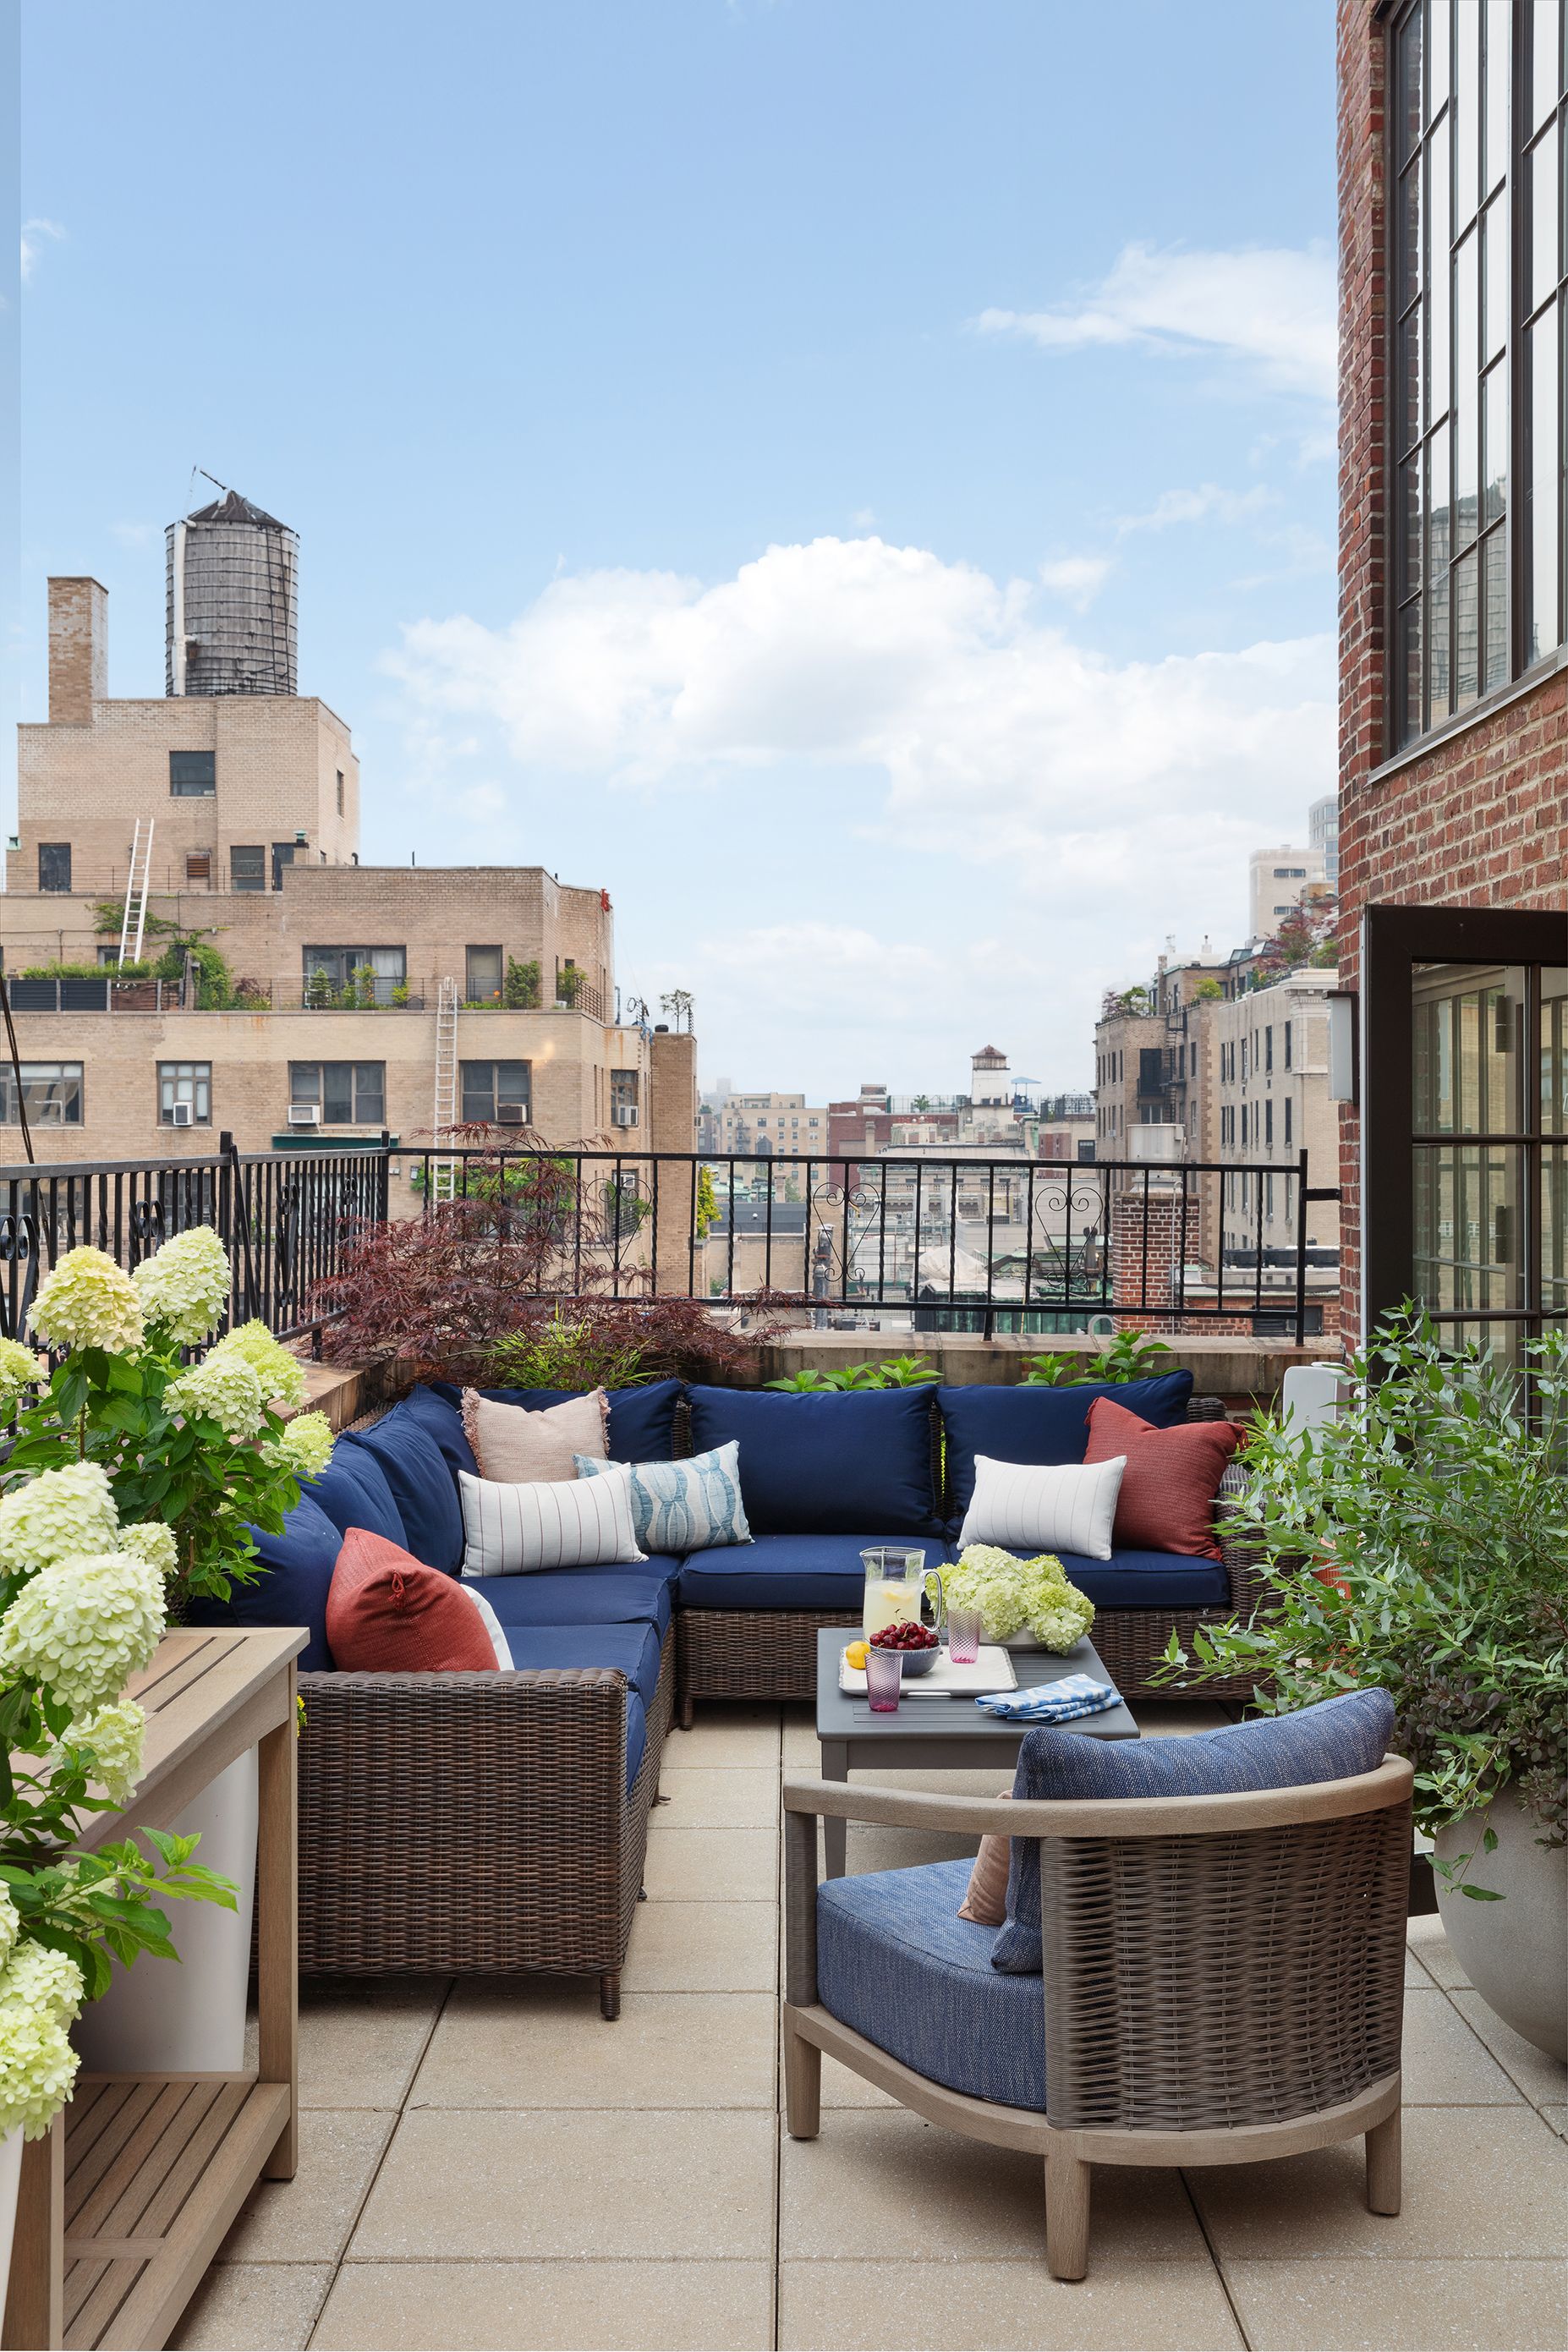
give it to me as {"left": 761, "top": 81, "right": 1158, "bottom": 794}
{"left": 1211, "top": 969, "right": 1341, "bottom": 1260}
{"left": 3, "top": 555, "right": 694, "bottom": 1186}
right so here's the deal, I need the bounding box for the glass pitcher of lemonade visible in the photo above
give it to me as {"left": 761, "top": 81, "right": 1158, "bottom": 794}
{"left": 861, "top": 1547, "right": 928, "bottom": 1641}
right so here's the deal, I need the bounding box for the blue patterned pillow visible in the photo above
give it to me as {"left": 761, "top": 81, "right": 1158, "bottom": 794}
{"left": 573, "top": 1443, "right": 753, "bottom": 1553}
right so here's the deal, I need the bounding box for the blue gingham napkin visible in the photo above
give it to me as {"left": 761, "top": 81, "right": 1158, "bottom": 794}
{"left": 973, "top": 1673, "right": 1121, "bottom": 1723}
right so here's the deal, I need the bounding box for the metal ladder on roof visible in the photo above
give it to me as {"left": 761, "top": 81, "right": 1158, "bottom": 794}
{"left": 430, "top": 976, "right": 459, "bottom": 1203}
{"left": 118, "top": 818, "right": 156, "bottom": 968}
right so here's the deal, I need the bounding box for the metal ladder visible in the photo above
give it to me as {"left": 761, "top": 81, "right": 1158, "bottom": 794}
{"left": 118, "top": 819, "right": 156, "bottom": 967}
{"left": 430, "top": 976, "right": 459, "bottom": 1202}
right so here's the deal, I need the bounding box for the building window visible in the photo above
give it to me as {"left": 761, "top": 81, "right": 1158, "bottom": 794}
{"left": 288, "top": 1061, "right": 385, "bottom": 1124}
{"left": 185, "top": 852, "right": 211, "bottom": 886}
{"left": 303, "top": 948, "right": 407, "bottom": 1005}
{"left": 37, "top": 842, "right": 71, "bottom": 893}
{"left": 1242, "top": 1104, "right": 1249, "bottom": 1149}
{"left": 1390, "top": 0, "right": 1568, "bottom": 745}
{"left": 610, "top": 1069, "right": 639, "bottom": 1122}
{"left": 465, "top": 946, "right": 503, "bottom": 1003}
{"left": 231, "top": 845, "right": 266, "bottom": 891}
{"left": 1265, "top": 1026, "right": 1275, "bottom": 1071}
{"left": 0, "top": 1062, "right": 82, "bottom": 1125}
{"left": 271, "top": 842, "right": 297, "bottom": 891}
{"left": 159, "top": 1061, "right": 211, "bottom": 1124}
{"left": 460, "top": 1060, "right": 531, "bottom": 1124}
{"left": 336, "top": 770, "right": 345, "bottom": 816}
{"left": 1265, "top": 1099, "right": 1275, "bottom": 1147}
{"left": 1285, "top": 1019, "right": 1294, "bottom": 1068}
{"left": 1285, "top": 1095, "right": 1294, "bottom": 1145}
{"left": 169, "top": 751, "right": 216, "bottom": 797}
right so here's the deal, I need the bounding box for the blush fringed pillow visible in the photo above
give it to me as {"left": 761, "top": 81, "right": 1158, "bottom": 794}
{"left": 460, "top": 1387, "right": 609, "bottom": 1484}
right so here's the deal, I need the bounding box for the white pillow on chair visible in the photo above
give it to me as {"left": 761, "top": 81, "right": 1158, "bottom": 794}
{"left": 458, "top": 1461, "right": 646, "bottom": 1576}
{"left": 957, "top": 1454, "right": 1127, "bottom": 1561}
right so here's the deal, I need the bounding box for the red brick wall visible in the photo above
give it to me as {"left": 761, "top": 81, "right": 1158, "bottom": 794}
{"left": 1336, "top": 0, "right": 1568, "bottom": 1339}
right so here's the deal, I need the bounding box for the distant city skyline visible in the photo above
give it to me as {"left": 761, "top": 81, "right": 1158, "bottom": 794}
{"left": 14, "top": 0, "right": 1335, "bottom": 1100}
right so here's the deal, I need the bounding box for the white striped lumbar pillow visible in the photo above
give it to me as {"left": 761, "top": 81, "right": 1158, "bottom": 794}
{"left": 957, "top": 1454, "right": 1127, "bottom": 1562}
{"left": 458, "top": 1461, "right": 646, "bottom": 1577}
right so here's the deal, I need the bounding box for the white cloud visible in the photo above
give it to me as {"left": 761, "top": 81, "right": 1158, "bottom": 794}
{"left": 20, "top": 219, "right": 64, "bottom": 283}
{"left": 1038, "top": 554, "right": 1111, "bottom": 609}
{"left": 850, "top": 506, "right": 877, "bottom": 528}
{"left": 1116, "top": 483, "right": 1277, "bottom": 535}
{"left": 974, "top": 241, "right": 1335, "bottom": 402}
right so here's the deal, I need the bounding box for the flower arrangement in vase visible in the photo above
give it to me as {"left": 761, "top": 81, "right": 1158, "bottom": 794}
{"left": 0, "top": 1227, "right": 335, "bottom": 2178}
{"left": 940, "top": 1547, "right": 1095, "bottom": 1652}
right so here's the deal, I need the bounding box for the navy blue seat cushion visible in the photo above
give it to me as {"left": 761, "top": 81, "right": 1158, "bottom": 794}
{"left": 399, "top": 1384, "right": 480, "bottom": 1478}
{"left": 305, "top": 1442, "right": 408, "bottom": 1549}
{"left": 502, "top": 1621, "right": 665, "bottom": 1714}
{"left": 994, "top": 1687, "right": 1398, "bottom": 1973}
{"left": 427, "top": 1378, "right": 683, "bottom": 1462}
{"left": 939, "top": 1373, "right": 1194, "bottom": 1526}
{"left": 345, "top": 1408, "right": 465, "bottom": 1576}
{"left": 184, "top": 1492, "right": 343, "bottom": 1672}
{"left": 1053, "top": 1548, "right": 1228, "bottom": 1610}
{"left": 677, "top": 1531, "right": 943, "bottom": 1612}
{"left": 818, "top": 1860, "right": 1045, "bottom": 2109}
{"left": 624, "top": 1692, "right": 648, "bottom": 1793}
{"left": 469, "top": 1564, "right": 677, "bottom": 1640}
{"left": 686, "top": 1386, "right": 941, "bottom": 1538}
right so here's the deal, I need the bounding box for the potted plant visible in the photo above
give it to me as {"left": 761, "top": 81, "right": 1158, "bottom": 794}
{"left": 1, "top": 1231, "right": 334, "bottom": 2078}
{"left": 1161, "top": 1317, "right": 1567, "bottom": 2060}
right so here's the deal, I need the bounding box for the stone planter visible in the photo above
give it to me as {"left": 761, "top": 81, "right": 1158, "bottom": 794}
{"left": 73, "top": 1747, "right": 258, "bottom": 2075}
{"left": 1434, "top": 1789, "right": 1567, "bottom": 2063}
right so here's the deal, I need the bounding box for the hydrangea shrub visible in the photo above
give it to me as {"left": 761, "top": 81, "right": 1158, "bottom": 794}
{"left": 940, "top": 1545, "right": 1095, "bottom": 1652}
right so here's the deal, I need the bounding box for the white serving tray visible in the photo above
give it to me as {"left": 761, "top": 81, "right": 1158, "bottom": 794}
{"left": 837, "top": 1643, "right": 1019, "bottom": 1697}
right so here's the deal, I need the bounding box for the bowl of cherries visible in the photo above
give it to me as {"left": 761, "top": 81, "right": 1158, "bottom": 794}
{"left": 869, "top": 1621, "right": 941, "bottom": 1676}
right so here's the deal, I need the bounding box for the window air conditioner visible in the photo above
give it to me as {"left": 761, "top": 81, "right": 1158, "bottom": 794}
{"left": 288, "top": 1104, "right": 321, "bottom": 1127}
{"left": 496, "top": 1104, "right": 527, "bottom": 1126}
{"left": 168, "top": 1101, "right": 195, "bottom": 1127}
{"left": 611, "top": 1105, "right": 639, "bottom": 1127}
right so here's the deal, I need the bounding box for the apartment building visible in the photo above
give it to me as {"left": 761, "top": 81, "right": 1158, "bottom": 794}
{"left": 3, "top": 515, "right": 693, "bottom": 1180}
{"left": 1247, "top": 845, "right": 1328, "bottom": 943}
{"left": 1212, "top": 970, "right": 1342, "bottom": 1261}
{"left": 1094, "top": 956, "right": 1226, "bottom": 1162}
{"left": 706, "top": 1091, "right": 828, "bottom": 1160}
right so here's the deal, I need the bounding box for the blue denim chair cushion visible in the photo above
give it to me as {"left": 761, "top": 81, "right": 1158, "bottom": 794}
{"left": 1051, "top": 1549, "right": 1228, "bottom": 1609}
{"left": 817, "top": 1860, "right": 1045, "bottom": 2108}
{"left": 184, "top": 1492, "right": 343, "bottom": 1671}
{"left": 427, "top": 1378, "right": 683, "bottom": 1462}
{"left": 498, "top": 1621, "right": 664, "bottom": 1713}
{"left": 469, "top": 1565, "right": 677, "bottom": 1640}
{"left": 939, "top": 1373, "right": 1194, "bottom": 1526}
{"left": 304, "top": 1442, "right": 408, "bottom": 1549}
{"left": 677, "top": 1531, "right": 945, "bottom": 1612}
{"left": 993, "top": 1688, "right": 1397, "bottom": 1972}
{"left": 624, "top": 1692, "right": 649, "bottom": 1793}
{"left": 686, "top": 1386, "right": 942, "bottom": 1537}
{"left": 345, "top": 1409, "right": 465, "bottom": 1576}
{"left": 399, "top": 1384, "right": 480, "bottom": 1478}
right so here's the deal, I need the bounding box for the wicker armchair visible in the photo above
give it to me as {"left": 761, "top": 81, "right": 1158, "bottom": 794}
{"left": 781, "top": 1748, "right": 1412, "bottom": 2279}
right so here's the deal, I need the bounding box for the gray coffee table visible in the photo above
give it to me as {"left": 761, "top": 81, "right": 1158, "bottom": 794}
{"left": 814, "top": 1627, "right": 1139, "bottom": 1878}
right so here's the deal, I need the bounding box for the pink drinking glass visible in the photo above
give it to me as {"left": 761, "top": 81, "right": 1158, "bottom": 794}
{"left": 865, "top": 1647, "right": 904, "bottom": 1711}
{"left": 947, "top": 1608, "right": 983, "bottom": 1666}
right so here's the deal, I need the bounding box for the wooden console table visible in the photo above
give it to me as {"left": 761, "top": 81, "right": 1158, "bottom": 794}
{"left": 3, "top": 1628, "right": 305, "bottom": 2351}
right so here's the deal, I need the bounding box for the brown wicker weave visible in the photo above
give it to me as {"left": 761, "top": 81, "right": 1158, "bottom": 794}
{"left": 781, "top": 1758, "right": 1412, "bottom": 2278}
{"left": 296, "top": 1627, "right": 672, "bottom": 2016}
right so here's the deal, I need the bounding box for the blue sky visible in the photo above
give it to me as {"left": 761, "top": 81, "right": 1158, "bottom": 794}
{"left": 14, "top": 0, "right": 1337, "bottom": 1100}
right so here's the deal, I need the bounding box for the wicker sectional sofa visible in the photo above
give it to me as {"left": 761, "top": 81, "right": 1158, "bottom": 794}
{"left": 197, "top": 1368, "right": 1265, "bottom": 2011}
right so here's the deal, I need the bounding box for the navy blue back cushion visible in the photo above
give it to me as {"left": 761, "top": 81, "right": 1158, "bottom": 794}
{"left": 993, "top": 1688, "right": 1397, "bottom": 1973}
{"left": 399, "top": 1384, "right": 480, "bottom": 1478}
{"left": 427, "top": 1378, "right": 683, "bottom": 1462}
{"left": 940, "top": 1371, "right": 1194, "bottom": 1523}
{"left": 686, "top": 1385, "right": 941, "bottom": 1537}
{"left": 346, "top": 1408, "right": 464, "bottom": 1575}
{"left": 306, "top": 1442, "right": 408, "bottom": 1549}
{"left": 184, "top": 1492, "right": 343, "bottom": 1671}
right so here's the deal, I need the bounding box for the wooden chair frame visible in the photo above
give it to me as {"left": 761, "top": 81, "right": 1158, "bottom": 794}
{"left": 781, "top": 1759, "right": 1412, "bottom": 2280}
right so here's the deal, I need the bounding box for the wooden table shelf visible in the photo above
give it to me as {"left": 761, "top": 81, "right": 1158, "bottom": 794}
{"left": 4, "top": 1631, "right": 305, "bottom": 2352}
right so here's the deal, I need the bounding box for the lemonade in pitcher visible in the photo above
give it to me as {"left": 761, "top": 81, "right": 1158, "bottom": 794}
{"left": 861, "top": 1547, "right": 928, "bottom": 1641}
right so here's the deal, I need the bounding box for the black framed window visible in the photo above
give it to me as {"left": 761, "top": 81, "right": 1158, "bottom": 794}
{"left": 459, "top": 1060, "right": 531, "bottom": 1122}
{"left": 288, "top": 1061, "right": 385, "bottom": 1124}
{"left": 1391, "top": 0, "right": 1568, "bottom": 747}
{"left": 0, "top": 1063, "right": 82, "bottom": 1124}
{"left": 37, "top": 842, "right": 70, "bottom": 893}
{"left": 169, "top": 751, "right": 216, "bottom": 796}
{"left": 230, "top": 845, "right": 266, "bottom": 892}
{"left": 159, "top": 1061, "right": 211, "bottom": 1124}
{"left": 465, "top": 946, "right": 503, "bottom": 1002}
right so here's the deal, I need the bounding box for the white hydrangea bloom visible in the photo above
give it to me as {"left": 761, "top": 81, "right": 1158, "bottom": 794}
{"left": 210, "top": 1320, "right": 309, "bottom": 1409}
{"left": 1031, "top": 1604, "right": 1094, "bottom": 1654}
{"left": 165, "top": 1350, "right": 268, "bottom": 1445}
{"left": 0, "top": 1461, "right": 119, "bottom": 1577}
{"left": 0, "top": 1886, "right": 18, "bottom": 1977}
{"left": 119, "top": 1521, "right": 178, "bottom": 1580}
{"left": 0, "top": 1943, "right": 85, "bottom": 2139}
{"left": 133, "top": 1226, "right": 232, "bottom": 1346}
{"left": 29, "top": 1246, "right": 145, "bottom": 1357}
{"left": 0, "top": 1339, "right": 47, "bottom": 1408}
{"left": 72, "top": 1697, "right": 147, "bottom": 1804}
{"left": 0, "top": 1549, "right": 167, "bottom": 1713}
{"left": 268, "top": 1410, "right": 334, "bottom": 1481}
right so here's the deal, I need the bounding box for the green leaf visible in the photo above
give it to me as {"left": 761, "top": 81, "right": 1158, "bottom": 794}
{"left": 1457, "top": 1883, "right": 1506, "bottom": 1900}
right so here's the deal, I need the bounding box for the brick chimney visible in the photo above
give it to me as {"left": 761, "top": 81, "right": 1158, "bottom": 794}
{"left": 47, "top": 577, "right": 108, "bottom": 724}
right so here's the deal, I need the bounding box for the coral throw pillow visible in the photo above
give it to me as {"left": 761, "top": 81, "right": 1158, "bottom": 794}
{"left": 461, "top": 1388, "right": 608, "bottom": 1484}
{"left": 327, "top": 1527, "right": 513, "bottom": 1671}
{"left": 1083, "top": 1395, "right": 1243, "bottom": 1562}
